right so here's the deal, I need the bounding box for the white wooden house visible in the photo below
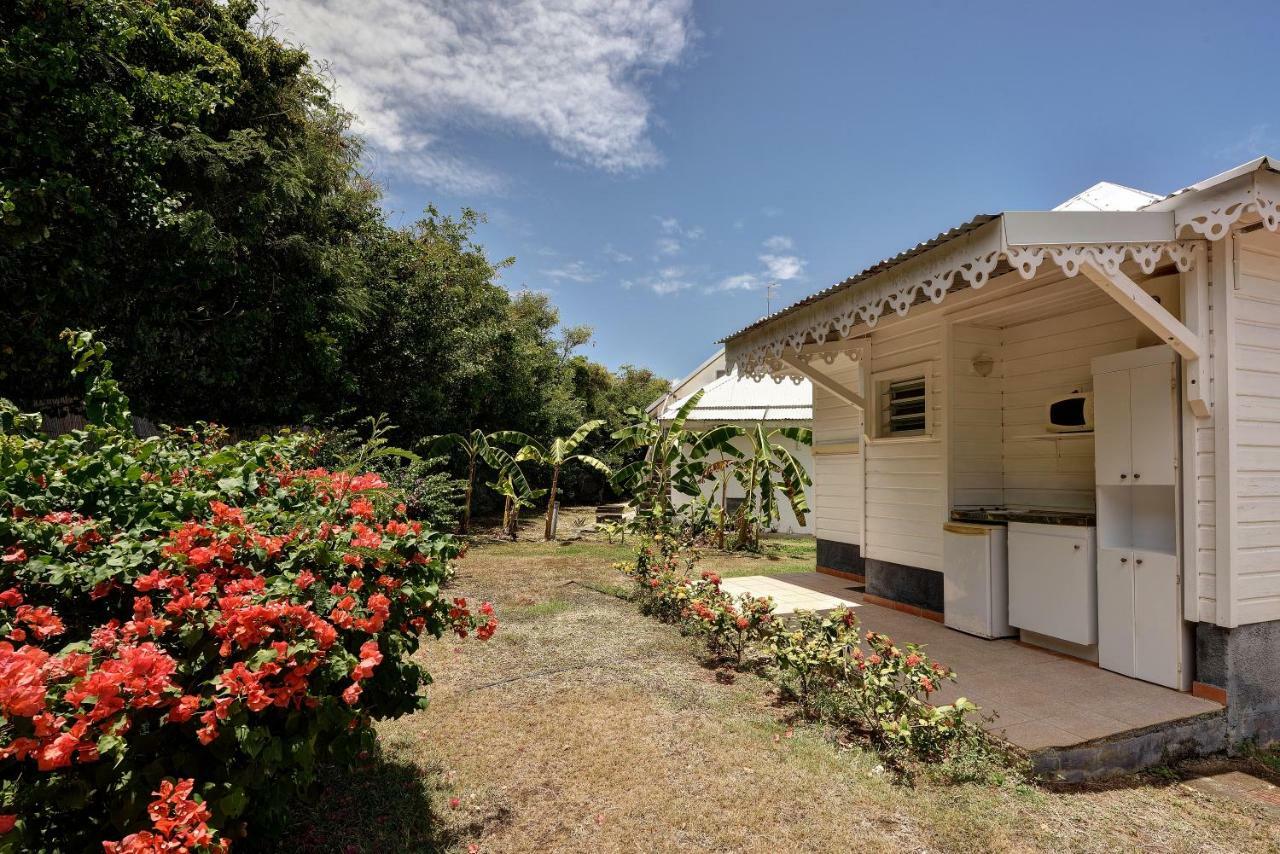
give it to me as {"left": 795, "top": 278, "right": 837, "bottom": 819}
{"left": 721, "top": 157, "right": 1280, "bottom": 748}
{"left": 653, "top": 350, "right": 815, "bottom": 534}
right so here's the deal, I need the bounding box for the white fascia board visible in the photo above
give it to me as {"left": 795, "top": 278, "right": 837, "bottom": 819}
{"left": 1001, "top": 211, "right": 1176, "bottom": 247}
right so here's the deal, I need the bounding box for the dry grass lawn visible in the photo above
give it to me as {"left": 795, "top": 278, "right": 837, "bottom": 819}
{"left": 277, "top": 523, "right": 1280, "bottom": 853}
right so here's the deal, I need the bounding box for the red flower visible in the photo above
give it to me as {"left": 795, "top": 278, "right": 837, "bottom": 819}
{"left": 1, "top": 547, "right": 26, "bottom": 564}
{"left": 449, "top": 797, "right": 460, "bottom": 809}
{"left": 0, "top": 814, "right": 15, "bottom": 833}
{"left": 342, "top": 682, "right": 362, "bottom": 705}
{"left": 905, "top": 653, "right": 922, "bottom": 667}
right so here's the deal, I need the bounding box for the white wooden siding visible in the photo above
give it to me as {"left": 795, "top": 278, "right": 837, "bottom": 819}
{"left": 950, "top": 325, "right": 1003, "bottom": 507}
{"left": 1231, "top": 229, "right": 1280, "bottom": 624}
{"left": 1001, "top": 304, "right": 1143, "bottom": 510}
{"left": 812, "top": 358, "right": 863, "bottom": 545}
{"left": 864, "top": 323, "right": 945, "bottom": 571}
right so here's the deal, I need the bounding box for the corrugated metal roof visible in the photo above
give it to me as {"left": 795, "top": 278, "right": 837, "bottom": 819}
{"left": 1052, "top": 181, "right": 1161, "bottom": 212}
{"left": 719, "top": 214, "right": 998, "bottom": 343}
{"left": 659, "top": 371, "right": 812, "bottom": 423}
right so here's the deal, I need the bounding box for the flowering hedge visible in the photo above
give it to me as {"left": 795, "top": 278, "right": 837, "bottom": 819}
{"left": 0, "top": 334, "right": 495, "bottom": 850}
{"left": 619, "top": 534, "right": 981, "bottom": 765}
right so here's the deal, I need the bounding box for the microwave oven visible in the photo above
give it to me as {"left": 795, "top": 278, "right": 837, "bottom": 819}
{"left": 1046, "top": 391, "right": 1093, "bottom": 432}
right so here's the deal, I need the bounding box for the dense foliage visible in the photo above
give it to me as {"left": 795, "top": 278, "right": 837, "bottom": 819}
{"left": 0, "top": 335, "right": 495, "bottom": 850}
{"left": 0, "top": 0, "right": 668, "bottom": 504}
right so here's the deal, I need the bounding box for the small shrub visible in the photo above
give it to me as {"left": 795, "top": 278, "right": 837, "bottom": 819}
{"left": 683, "top": 573, "right": 775, "bottom": 667}
{"left": 769, "top": 608, "right": 861, "bottom": 712}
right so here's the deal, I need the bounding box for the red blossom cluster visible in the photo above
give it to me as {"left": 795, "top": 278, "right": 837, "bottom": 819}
{"left": 103, "top": 779, "right": 228, "bottom": 853}
{"left": 0, "top": 464, "right": 496, "bottom": 848}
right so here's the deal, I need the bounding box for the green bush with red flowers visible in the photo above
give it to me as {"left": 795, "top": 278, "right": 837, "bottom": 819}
{"left": 0, "top": 333, "right": 496, "bottom": 851}
{"left": 620, "top": 535, "right": 988, "bottom": 768}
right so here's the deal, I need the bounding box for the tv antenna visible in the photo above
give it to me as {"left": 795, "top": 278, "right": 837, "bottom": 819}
{"left": 766, "top": 281, "right": 779, "bottom": 315}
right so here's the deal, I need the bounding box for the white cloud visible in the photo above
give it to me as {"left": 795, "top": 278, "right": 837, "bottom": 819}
{"left": 655, "top": 237, "right": 682, "bottom": 256}
{"left": 603, "top": 244, "right": 633, "bottom": 263}
{"left": 624, "top": 266, "right": 694, "bottom": 295}
{"left": 710, "top": 273, "right": 761, "bottom": 292}
{"left": 269, "top": 0, "right": 696, "bottom": 190}
{"left": 760, "top": 253, "right": 805, "bottom": 281}
{"left": 705, "top": 235, "right": 806, "bottom": 293}
{"left": 541, "top": 261, "right": 598, "bottom": 283}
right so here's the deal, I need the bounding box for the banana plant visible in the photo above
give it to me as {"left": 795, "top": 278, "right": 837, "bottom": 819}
{"left": 692, "top": 422, "right": 812, "bottom": 550}
{"left": 488, "top": 461, "right": 544, "bottom": 541}
{"left": 609, "top": 389, "right": 707, "bottom": 531}
{"left": 425, "top": 429, "right": 534, "bottom": 533}
{"left": 515, "top": 420, "right": 611, "bottom": 540}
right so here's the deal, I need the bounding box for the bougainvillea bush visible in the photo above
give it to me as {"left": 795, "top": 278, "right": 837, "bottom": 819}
{"left": 0, "top": 334, "right": 495, "bottom": 851}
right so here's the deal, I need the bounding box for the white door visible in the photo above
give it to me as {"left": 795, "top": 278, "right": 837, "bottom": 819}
{"left": 1093, "top": 369, "right": 1131, "bottom": 486}
{"left": 1128, "top": 362, "right": 1175, "bottom": 487}
{"left": 1134, "top": 550, "right": 1180, "bottom": 688}
{"left": 1096, "top": 548, "right": 1135, "bottom": 676}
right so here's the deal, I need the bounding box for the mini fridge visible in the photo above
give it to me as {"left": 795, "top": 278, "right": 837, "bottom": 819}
{"left": 942, "top": 522, "right": 1015, "bottom": 639}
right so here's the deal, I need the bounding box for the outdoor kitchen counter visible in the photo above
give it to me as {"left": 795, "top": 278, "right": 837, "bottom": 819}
{"left": 950, "top": 508, "right": 1097, "bottom": 527}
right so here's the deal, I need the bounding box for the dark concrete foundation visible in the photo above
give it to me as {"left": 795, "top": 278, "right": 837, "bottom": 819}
{"left": 1031, "top": 710, "right": 1229, "bottom": 782}
{"left": 816, "top": 539, "right": 863, "bottom": 576}
{"left": 865, "top": 558, "right": 944, "bottom": 614}
{"left": 1196, "top": 620, "right": 1280, "bottom": 748}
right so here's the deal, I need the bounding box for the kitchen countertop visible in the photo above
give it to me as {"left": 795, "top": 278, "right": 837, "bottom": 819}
{"left": 949, "top": 507, "right": 1096, "bottom": 527}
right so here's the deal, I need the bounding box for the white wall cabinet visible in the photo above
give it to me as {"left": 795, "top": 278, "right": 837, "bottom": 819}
{"left": 1093, "top": 353, "right": 1176, "bottom": 486}
{"left": 1091, "top": 345, "right": 1187, "bottom": 690}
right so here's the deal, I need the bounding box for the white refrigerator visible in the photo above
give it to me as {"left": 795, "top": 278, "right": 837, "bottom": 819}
{"left": 942, "top": 523, "right": 1015, "bottom": 639}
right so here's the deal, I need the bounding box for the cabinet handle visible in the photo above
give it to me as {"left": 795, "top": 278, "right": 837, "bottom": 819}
{"left": 1120, "top": 557, "right": 1128, "bottom": 564}
{"left": 1135, "top": 558, "right": 1143, "bottom": 566}
{"left": 1074, "top": 544, "right": 1081, "bottom": 551}
{"left": 1120, "top": 473, "right": 1128, "bottom": 480}
{"left": 1133, "top": 473, "right": 1141, "bottom": 481}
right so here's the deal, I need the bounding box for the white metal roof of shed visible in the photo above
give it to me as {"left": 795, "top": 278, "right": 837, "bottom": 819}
{"left": 658, "top": 371, "right": 812, "bottom": 423}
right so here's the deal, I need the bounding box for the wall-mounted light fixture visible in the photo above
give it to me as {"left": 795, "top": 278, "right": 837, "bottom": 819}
{"left": 971, "top": 352, "right": 995, "bottom": 378}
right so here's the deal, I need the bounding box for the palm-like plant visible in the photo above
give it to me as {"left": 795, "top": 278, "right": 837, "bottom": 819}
{"left": 488, "top": 461, "right": 544, "bottom": 540}
{"left": 692, "top": 423, "right": 812, "bottom": 550}
{"left": 425, "top": 429, "right": 533, "bottom": 533}
{"left": 515, "top": 420, "right": 611, "bottom": 540}
{"left": 609, "top": 390, "right": 706, "bottom": 530}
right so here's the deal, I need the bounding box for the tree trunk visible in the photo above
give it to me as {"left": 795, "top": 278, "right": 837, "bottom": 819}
{"left": 717, "top": 468, "right": 728, "bottom": 550}
{"left": 461, "top": 453, "right": 476, "bottom": 534}
{"left": 544, "top": 465, "right": 560, "bottom": 541}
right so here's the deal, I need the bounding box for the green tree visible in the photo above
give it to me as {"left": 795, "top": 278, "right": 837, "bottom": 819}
{"left": 693, "top": 423, "right": 813, "bottom": 550}
{"left": 516, "top": 421, "right": 611, "bottom": 540}
{"left": 425, "top": 429, "right": 532, "bottom": 534}
{"left": 609, "top": 391, "right": 708, "bottom": 530}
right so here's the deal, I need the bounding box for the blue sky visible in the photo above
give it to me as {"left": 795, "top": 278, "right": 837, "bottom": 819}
{"left": 273, "top": 0, "right": 1276, "bottom": 380}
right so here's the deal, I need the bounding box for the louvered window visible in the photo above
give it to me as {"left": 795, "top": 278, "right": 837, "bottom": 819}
{"left": 879, "top": 376, "right": 927, "bottom": 437}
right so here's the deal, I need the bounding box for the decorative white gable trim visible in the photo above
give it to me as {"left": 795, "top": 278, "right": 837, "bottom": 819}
{"left": 729, "top": 219, "right": 1201, "bottom": 381}
{"left": 1174, "top": 169, "right": 1280, "bottom": 240}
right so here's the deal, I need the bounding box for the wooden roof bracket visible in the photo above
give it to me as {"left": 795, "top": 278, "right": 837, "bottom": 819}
{"left": 782, "top": 344, "right": 867, "bottom": 411}
{"left": 1079, "top": 254, "right": 1210, "bottom": 418}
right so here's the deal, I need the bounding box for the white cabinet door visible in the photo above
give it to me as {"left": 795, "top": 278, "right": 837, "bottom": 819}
{"left": 1008, "top": 524, "right": 1097, "bottom": 646}
{"left": 1128, "top": 362, "right": 1175, "bottom": 486}
{"left": 1096, "top": 548, "right": 1135, "bottom": 677}
{"left": 1093, "top": 369, "right": 1131, "bottom": 486}
{"left": 1134, "top": 550, "right": 1180, "bottom": 688}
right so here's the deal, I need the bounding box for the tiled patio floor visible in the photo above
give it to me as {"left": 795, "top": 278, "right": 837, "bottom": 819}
{"left": 726, "top": 572, "right": 1222, "bottom": 752}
